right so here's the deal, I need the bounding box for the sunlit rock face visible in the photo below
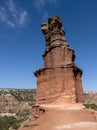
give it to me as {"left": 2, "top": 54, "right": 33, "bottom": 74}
{"left": 34, "top": 16, "right": 84, "bottom": 104}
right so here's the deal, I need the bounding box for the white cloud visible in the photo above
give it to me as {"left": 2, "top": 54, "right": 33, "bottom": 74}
{"left": 18, "top": 11, "right": 28, "bottom": 27}
{"left": 6, "top": 20, "right": 16, "bottom": 27}
{"left": 0, "top": 7, "right": 7, "bottom": 21}
{"left": 0, "top": 0, "right": 29, "bottom": 28}
{"left": 35, "top": 0, "right": 57, "bottom": 11}
{"left": 34, "top": 0, "right": 58, "bottom": 22}
{"left": 0, "top": 7, "right": 15, "bottom": 27}
{"left": 8, "top": 0, "right": 16, "bottom": 12}
{"left": 7, "top": 0, "right": 18, "bottom": 19}
{"left": 35, "top": 0, "right": 45, "bottom": 11}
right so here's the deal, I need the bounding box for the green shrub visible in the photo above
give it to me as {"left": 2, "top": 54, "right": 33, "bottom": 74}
{"left": 84, "top": 104, "right": 97, "bottom": 110}
{"left": 11, "top": 123, "right": 20, "bottom": 129}
{"left": 23, "top": 124, "right": 29, "bottom": 127}
{"left": 0, "top": 116, "right": 21, "bottom": 130}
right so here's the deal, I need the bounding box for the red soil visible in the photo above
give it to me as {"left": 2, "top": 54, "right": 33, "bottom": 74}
{"left": 18, "top": 104, "right": 97, "bottom": 130}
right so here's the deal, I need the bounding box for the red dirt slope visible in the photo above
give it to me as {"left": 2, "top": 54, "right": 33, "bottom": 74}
{"left": 18, "top": 104, "right": 97, "bottom": 130}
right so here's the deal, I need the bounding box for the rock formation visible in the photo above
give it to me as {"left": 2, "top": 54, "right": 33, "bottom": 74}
{"left": 34, "top": 16, "right": 84, "bottom": 104}
{"left": 18, "top": 16, "right": 97, "bottom": 130}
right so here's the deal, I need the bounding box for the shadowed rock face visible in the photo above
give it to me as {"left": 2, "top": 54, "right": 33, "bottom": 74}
{"left": 34, "top": 16, "right": 84, "bottom": 104}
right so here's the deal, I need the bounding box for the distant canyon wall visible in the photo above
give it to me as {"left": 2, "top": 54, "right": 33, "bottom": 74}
{"left": 84, "top": 91, "right": 97, "bottom": 104}
{"left": 0, "top": 88, "right": 35, "bottom": 113}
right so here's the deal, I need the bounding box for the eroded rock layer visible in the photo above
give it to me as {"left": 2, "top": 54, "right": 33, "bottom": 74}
{"left": 34, "top": 16, "right": 84, "bottom": 104}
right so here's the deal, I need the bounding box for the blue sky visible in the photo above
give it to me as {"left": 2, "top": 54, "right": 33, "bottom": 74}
{"left": 0, "top": 0, "right": 97, "bottom": 91}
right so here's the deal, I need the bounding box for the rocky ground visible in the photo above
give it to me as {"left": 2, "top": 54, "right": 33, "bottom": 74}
{"left": 18, "top": 104, "right": 97, "bottom": 130}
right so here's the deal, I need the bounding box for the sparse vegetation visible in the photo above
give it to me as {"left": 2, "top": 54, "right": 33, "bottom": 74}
{"left": 8, "top": 89, "right": 36, "bottom": 104}
{"left": 0, "top": 116, "right": 21, "bottom": 130}
{"left": 0, "top": 88, "right": 36, "bottom": 130}
{"left": 0, "top": 88, "right": 36, "bottom": 113}
{"left": 16, "top": 109, "right": 31, "bottom": 119}
{"left": 23, "top": 124, "right": 29, "bottom": 127}
{"left": 84, "top": 103, "right": 97, "bottom": 110}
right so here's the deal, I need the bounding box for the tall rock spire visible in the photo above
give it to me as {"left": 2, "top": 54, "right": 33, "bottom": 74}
{"left": 34, "top": 16, "right": 84, "bottom": 104}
